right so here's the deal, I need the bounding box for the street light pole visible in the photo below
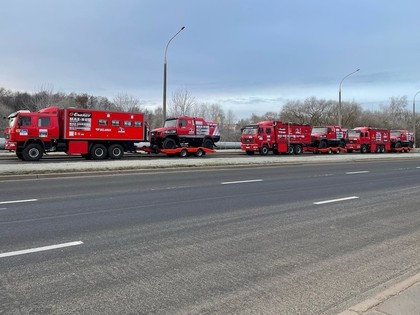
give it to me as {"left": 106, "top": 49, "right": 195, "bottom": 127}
{"left": 163, "top": 26, "right": 185, "bottom": 126}
{"left": 413, "top": 90, "right": 420, "bottom": 148}
{"left": 338, "top": 68, "right": 360, "bottom": 127}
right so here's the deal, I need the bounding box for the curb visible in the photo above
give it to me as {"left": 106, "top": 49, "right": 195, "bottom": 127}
{"left": 338, "top": 272, "right": 420, "bottom": 314}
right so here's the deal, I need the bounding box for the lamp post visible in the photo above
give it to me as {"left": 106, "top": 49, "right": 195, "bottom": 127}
{"left": 413, "top": 90, "right": 420, "bottom": 148}
{"left": 338, "top": 68, "right": 360, "bottom": 127}
{"left": 162, "top": 26, "right": 185, "bottom": 126}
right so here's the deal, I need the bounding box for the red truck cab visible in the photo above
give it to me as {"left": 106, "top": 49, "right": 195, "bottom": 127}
{"left": 150, "top": 116, "right": 220, "bottom": 150}
{"left": 310, "top": 125, "right": 347, "bottom": 149}
{"left": 390, "top": 130, "right": 414, "bottom": 149}
{"left": 240, "top": 120, "right": 311, "bottom": 155}
{"left": 346, "top": 127, "right": 390, "bottom": 153}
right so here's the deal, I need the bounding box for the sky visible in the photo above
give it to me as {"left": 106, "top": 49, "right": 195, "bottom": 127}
{"left": 1, "top": 0, "right": 420, "bottom": 119}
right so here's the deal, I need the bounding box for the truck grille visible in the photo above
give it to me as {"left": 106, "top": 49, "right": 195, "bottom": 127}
{"left": 241, "top": 138, "right": 254, "bottom": 144}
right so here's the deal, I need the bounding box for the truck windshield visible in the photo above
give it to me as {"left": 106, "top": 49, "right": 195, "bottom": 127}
{"left": 348, "top": 130, "right": 360, "bottom": 138}
{"left": 164, "top": 119, "right": 177, "bottom": 128}
{"left": 312, "top": 127, "right": 328, "bottom": 133}
{"left": 391, "top": 131, "right": 401, "bottom": 137}
{"left": 242, "top": 127, "right": 258, "bottom": 135}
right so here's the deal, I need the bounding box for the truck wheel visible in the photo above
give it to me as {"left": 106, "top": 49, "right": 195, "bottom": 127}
{"left": 202, "top": 139, "right": 214, "bottom": 150}
{"left": 108, "top": 144, "right": 124, "bottom": 159}
{"left": 16, "top": 152, "right": 24, "bottom": 160}
{"left": 259, "top": 145, "right": 269, "bottom": 155}
{"left": 22, "top": 143, "right": 43, "bottom": 161}
{"left": 91, "top": 144, "right": 107, "bottom": 160}
{"left": 163, "top": 138, "right": 177, "bottom": 149}
{"left": 294, "top": 144, "right": 303, "bottom": 155}
{"left": 319, "top": 141, "right": 327, "bottom": 149}
{"left": 361, "top": 144, "right": 368, "bottom": 153}
{"left": 395, "top": 141, "right": 402, "bottom": 148}
{"left": 195, "top": 149, "right": 204, "bottom": 157}
{"left": 339, "top": 140, "right": 346, "bottom": 148}
{"left": 288, "top": 145, "right": 295, "bottom": 155}
{"left": 178, "top": 148, "right": 188, "bottom": 157}
{"left": 246, "top": 151, "right": 255, "bottom": 156}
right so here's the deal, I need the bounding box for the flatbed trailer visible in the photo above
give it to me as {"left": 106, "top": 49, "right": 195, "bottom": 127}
{"left": 388, "top": 146, "right": 412, "bottom": 153}
{"left": 306, "top": 146, "right": 346, "bottom": 154}
{"left": 138, "top": 146, "right": 215, "bottom": 157}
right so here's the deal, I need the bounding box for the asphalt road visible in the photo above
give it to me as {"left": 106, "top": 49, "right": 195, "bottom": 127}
{"left": 1, "top": 160, "right": 420, "bottom": 314}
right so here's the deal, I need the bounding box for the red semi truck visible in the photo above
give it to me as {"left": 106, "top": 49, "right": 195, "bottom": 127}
{"left": 4, "top": 107, "right": 217, "bottom": 161}
{"left": 307, "top": 125, "right": 347, "bottom": 153}
{"left": 346, "top": 127, "right": 390, "bottom": 153}
{"left": 240, "top": 120, "right": 312, "bottom": 155}
{"left": 390, "top": 130, "right": 414, "bottom": 152}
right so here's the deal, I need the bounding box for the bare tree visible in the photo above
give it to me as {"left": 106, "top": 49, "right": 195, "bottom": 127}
{"left": 169, "top": 88, "right": 196, "bottom": 117}
{"left": 112, "top": 93, "right": 144, "bottom": 112}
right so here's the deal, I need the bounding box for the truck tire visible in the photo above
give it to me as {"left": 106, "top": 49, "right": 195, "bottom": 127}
{"left": 178, "top": 148, "right": 188, "bottom": 157}
{"left": 288, "top": 145, "right": 295, "bottom": 155}
{"left": 108, "top": 144, "right": 124, "bottom": 159}
{"left": 163, "top": 138, "right": 177, "bottom": 149}
{"left": 195, "top": 149, "right": 204, "bottom": 157}
{"left": 259, "top": 145, "right": 269, "bottom": 155}
{"left": 361, "top": 144, "right": 368, "bottom": 153}
{"left": 91, "top": 144, "right": 107, "bottom": 160}
{"left": 319, "top": 141, "right": 327, "bottom": 149}
{"left": 294, "top": 144, "right": 303, "bottom": 155}
{"left": 202, "top": 138, "right": 214, "bottom": 150}
{"left": 22, "top": 143, "right": 43, "bottom": 161}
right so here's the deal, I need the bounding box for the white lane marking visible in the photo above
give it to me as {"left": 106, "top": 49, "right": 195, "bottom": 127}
{"left": 0, "top": 199, "right": 38, "bottom": 205}
{"left": 0, "top": 241, "right": 84, "bottom": 258}
{"left": 417, "top": 167, "right": 420, "bottom": 169}
{"left": 314, "top": 196, "right": 359, "bottom": 205}
{"left": 221, "top": 179, "right": 263, "bottom": 185}
{"left": 346, "top": 171, "right": 369, "bottom": 175}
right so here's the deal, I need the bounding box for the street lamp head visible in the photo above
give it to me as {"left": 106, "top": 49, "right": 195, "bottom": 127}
{"left": 181, "top": 26, "right": 185, "bottom": 30}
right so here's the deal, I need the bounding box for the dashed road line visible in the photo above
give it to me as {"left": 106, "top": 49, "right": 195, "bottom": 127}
{"left": 0, "top": 241, "right": 84, "bottom": 258}
{"left": 314, "top": 196, "right": 359, "bottom": 205}
{"left": 221, "top": 179, "right": 263, "bottom": 185}
{"left": 346, "top": 171, "right": 370, "bottom": 175}
{"left": 0, "top": 199, "right": 38, "bottom": 205}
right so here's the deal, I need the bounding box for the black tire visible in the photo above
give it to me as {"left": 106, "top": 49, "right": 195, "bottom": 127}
{"left": 195, "top": 149, "right": 204, "bottom": 157}
{"left": 294, "top": 144, "right": 303, "bottom": 155}
{"left": 178, "top": 148, "right": 188, "bottom": 157}
{"left": 202, "top": 138, "right": 214, "bottom": 149}
{"left": 259, "top": 145, "right": 269, "bottom": 156}
{"left": 16, "top": 152, "right": 24, "bottom": 160}
{"left": 395, "top": 141, "right": 402, "bottom": 148}
{"left": 339, "top": 140, "right": 346, "bottom": 148}
{"left": 163, "top": 138, "right": 177, "bottom": 149}
{"left": 319, "top": 141, "right": 327, "bottom": 149}
{"left": 91, "top": 144, "right": 108, "bottom": 160}
{"left": 361, "top": 144, "right": 368, "bottom": 153}
{"left": 288, "top": 145, "right": 295, "bottom": 155}
{"left": 246, "top": 151, "right": 255, "bottom": 156}
{"left": 108, "top": 144, "right": 124, "bottom": 159}
{"left": 22, "top": 143, "right": 43, "bottom": 161}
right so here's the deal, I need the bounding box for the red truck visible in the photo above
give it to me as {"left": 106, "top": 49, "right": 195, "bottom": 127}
{"left": 150, "top": 116, "right": 220, "bottom": 151}
{"left": 390, "top": 130, "right": 414, "bottom": 152}
{"left": 4, "top": 107, "right": 217, "bottom": 161}
{"left": 240, "top": 120, "right": 312, "bottom": 155}
{"left": 346, "top": 127, "right": 390, "bottom": 153}
{"left": 307, "top": 125, "right": 347, "bottom": 153}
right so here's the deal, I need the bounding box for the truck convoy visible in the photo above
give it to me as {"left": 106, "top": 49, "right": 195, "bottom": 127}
{"left": 346, "top": 127, "right": 390, "bottom": 153}
{"left": 240, "top": 120, "right": 312, "bottom": 155}
{"left": 4, "top": 106, "right": 218, "bottom": 161}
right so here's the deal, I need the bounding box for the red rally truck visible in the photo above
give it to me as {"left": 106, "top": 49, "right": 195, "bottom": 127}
{"left": 149, "top": 116, "right": 220, "bottom": 151}
{"left": 5, "top": 106, "right": 147, "bottom": 161}
{"left": 240, "top": 120, "right": 312, "bottom": 155}
{"left": 307, "top": 125, "right": 347, "bottom": 153}
{"left": 390, "top": 129, "right": 414, "bottom": 152}
{"left": 346, "top": 127, "right": 390, "bottom": 153}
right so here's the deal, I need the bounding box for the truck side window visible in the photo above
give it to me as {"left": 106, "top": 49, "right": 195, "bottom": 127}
{"left": 266, "top": 128, "right": 271, "bottom": 134}
{"left": 19, "top": 116, "right": 31, "bottom": 126}
{"left": 38, "top": 117, "right": 51, "bottom": 127}
{"left": 327, "top": 128, "right": 332, "bottom": 133}
{"left": 179, "top": 119, "right": 187, "bottom": 128}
